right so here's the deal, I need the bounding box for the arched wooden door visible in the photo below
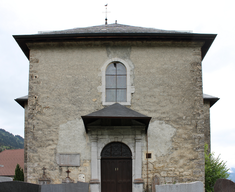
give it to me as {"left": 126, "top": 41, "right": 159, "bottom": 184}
{"left": 101, "top": 142, "right": 132, "bottom": 192}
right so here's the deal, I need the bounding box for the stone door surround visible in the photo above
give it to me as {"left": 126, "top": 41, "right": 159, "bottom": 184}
{"left": 89, "top": 129, "right": 144, "bottom": 192}
{"left": 101, "top": 142, "right": 132, "bottom": 192}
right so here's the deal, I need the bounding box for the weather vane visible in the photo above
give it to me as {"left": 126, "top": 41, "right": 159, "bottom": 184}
{"left": 104, "top": 4, "right": 110, "bottom": 25}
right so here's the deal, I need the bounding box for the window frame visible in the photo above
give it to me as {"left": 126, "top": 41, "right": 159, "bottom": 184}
{"left": 105, "top": 62, "right": 127, "bottom": 103}
{"left": 100, "top": 58, "right": 135, "bottom": 106}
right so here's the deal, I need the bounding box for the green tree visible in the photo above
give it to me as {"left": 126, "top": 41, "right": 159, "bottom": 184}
{"left": 14, "top": 164, "right": 24, "bottom": 181}
{"left": 205, "top": 144, "right": 230, "bottom": 192}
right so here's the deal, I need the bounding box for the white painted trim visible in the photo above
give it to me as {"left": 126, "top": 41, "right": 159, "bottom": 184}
{"left": 100, "top": 58, "right": 135, "bottom": 106}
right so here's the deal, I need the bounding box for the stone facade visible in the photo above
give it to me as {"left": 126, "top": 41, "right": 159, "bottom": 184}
{"left": 203, "top": 100, "right": 211, "bottom": 152}
{"left": 14, "top": 24, "right": 217, "bottom": 192}
{"left": 155, "top": 181, "right": 203, "bottom": 192}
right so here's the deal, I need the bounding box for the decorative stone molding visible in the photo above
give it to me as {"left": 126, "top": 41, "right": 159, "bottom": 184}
{"left": 99, "top": 58, "right": 135, "bottom": 106}
{"left": 90, "top": 179, "right": 100, "bottom": 184}
{"left": 134, "top": 178, "right": 144, "bottom": 184}
{"left": 89, "top": 127, "right": 145, "bottom": 192}
{"left": 90, "top": 138, "right": 99, "bottom": 181}
{"left": 135, "top": 137, "right": 143, "bottom": 181}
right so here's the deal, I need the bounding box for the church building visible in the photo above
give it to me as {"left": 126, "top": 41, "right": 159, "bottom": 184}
{"left": 14, "top": 23, "right": 218, "bottom": 192}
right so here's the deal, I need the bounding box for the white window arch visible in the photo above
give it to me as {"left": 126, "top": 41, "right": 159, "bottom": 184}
{"left": 100, "top": 58, "right": 135, "bottom": 105}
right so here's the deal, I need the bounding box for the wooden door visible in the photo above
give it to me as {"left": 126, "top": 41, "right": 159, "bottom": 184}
{"left": 101, "top": 159, "right": 117, "bottom": 192}
{"left": 101, "top": 158, "right": 132, "bottom": 192}
{"left": 116, "top": 159, "right": 132, "bottom": 192}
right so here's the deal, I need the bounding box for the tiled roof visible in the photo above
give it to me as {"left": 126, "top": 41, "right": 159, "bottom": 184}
{"left": 0, "top": 149, "right": 24, "bottom": 176}
{"left": 83, "top": 103, "right": 150, "bottom": 118}
{"left": 82, "top": 103, "right": 151, "bottom": 133}
{"left": 39, "top": 23, "right": 191, "bottom": 35}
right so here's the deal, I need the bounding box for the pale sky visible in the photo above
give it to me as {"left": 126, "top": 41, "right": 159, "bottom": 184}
{"left": 0, "top": 0, "right": 235, "bottom": 169}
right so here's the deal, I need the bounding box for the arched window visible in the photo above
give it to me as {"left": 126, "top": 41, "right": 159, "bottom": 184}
{"left": 105, "top": 62, "right": 127, "bottom": 102}
{"left": 101, "top": 142, "right": 132, "bottom": 157}
{"left": 100, "top": 58, "right": 135, "bottom": 105}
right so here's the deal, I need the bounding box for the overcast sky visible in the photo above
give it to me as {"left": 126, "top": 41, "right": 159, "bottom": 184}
{"left": 0, "top": 0, "right": 235, "bottom": 169}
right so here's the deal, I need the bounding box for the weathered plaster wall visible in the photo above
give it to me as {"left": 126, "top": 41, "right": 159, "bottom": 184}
{"left": 26, "top": 42, "right": 106, "bottom": 183}
{"left": 25, "top": 41, "right": 205, "bottom": 190}
{"left": 130, "top": 43, "right": 205, "bottom": 188}
{"left": 148, "top": 120, "right": 176, "bottom": 158}
{"left": 24, "top": 103, "right": 28, "bottom": 182}
{"left": 203, "top": 101, "right": 211, "bottom": 152}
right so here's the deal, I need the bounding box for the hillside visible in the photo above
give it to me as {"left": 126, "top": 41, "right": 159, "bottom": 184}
{"left": 0, "top": 129, "right": 24, "bottom": 152}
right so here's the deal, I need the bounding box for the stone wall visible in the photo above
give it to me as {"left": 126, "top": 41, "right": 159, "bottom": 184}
{"left": 155, "top": 181, "right": 203, "bottom": 192}
{"left": 24, "top": 103, "right": 28, "bottom": 182}
{"left": 25, "top": 40, "right": 205, "bottom": 190}
{"left": 130, "top": 43, "right": 205, "bottom": 189}
{"left": 203, "top": 100, "right": 211, "bottom": 152}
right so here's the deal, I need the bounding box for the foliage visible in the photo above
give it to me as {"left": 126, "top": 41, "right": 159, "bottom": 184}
{"left": 205, "top": 144, "right": 230, "bottom": 192}
{"left": 0, "top": 128, "right": 24, "bottom": 152}
{"left": 14, "top": 164, "right": 24, "bottom": 181}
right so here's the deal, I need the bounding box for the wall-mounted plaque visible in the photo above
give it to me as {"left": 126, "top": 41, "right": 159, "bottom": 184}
{"left": 78, "top": 174, "right": 85, "bottom": 182}
{"left": 57, "top": 153, "right": 80, "bottom": 166}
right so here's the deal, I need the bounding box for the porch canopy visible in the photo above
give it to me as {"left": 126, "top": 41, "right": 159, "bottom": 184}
{"left": 81, "top": 103, "right": 151, "bottom": 133}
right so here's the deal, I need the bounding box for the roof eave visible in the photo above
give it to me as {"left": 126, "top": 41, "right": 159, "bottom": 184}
{"left": 81, "top": 103, "right": 152, "bottom": 133}
{"left": 15, "top": 96, "right": 28, "bottom": 108}
{"left": 13, "top": 33, "right": 216, "bottom": 60}
{"left": 203, "top": 94, "right": 220, "bottom": 107}
{"left": 81, "top": 116, "right": 151, "bottom": 133}
{"left": 204, "top": 98, "right": 220, "bottom": 107}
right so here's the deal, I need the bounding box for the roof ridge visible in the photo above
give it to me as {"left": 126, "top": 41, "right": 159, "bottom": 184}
{"left": 1, "top": 148, "right": 24, "bottom": 152}
{"left": 38, "top": 23, "right": 191, "bottom": 35}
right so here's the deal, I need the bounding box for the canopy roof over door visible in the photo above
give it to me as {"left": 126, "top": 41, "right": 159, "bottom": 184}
{"left": 81, "top": 103, "right": 151, "bottom": 133}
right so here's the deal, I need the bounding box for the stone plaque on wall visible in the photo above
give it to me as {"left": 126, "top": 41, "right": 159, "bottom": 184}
{"left": 57, "top": 154, "right": 80, "bottom": 166}
{"left": 78, "top": 174, "right": 85, "bottom": 182}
